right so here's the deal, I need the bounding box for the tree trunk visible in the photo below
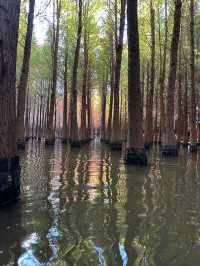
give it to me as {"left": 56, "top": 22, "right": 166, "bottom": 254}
{"left": 144, "top": 0, "right": 155, "bottom": 149}
{"left": 32, "top": 103, "right": 36, "bottom": 138}
{"left": 62, "top": 43, "right": 68, "bottom": 143}
{"left": 111, "top": 0, "right": 126, "bottom": 150}
{"left": 38, "top": 82, "right": 43, "bottom": 140}
{"left": 101, "top": 77, "right": 107, "bottom": 141}
{"left": 189, "top": 0, "right": 197, "bottom": 152}
{"left": 162, "top": 0, "right": 182, "bottom": 156}
{"left": 16, "top": 0, "right": 35, "bottom": 149}
{"left": 86, "top": 67, "right": 92, "bottom": 140}
{"left": 182, "top": 66, "right": 188, "bottom": 146}
{"left": 176, "top": 72, "right": 183, "bottom": 144}
{"left": 69, "top": 0, "right": 83, "bottom": 147}
{"left": 45, "top": 0, "right": 61, "bottom": 145}
{"left": 0, "top": 0, "right": 21, "bottom": 202}
{"left": 106, "top": 48, "right": 114, "bottom": 143}
{"left": 159, "top": 0, "right": 167, "bottom": 143}
{"left": 80, "top": 19, "right": 89, "bottom": 142}
{"left": 126, "top": 0, "right": 147, "bottom": 165}
{"left": 25, "top": 84, "right": 30, "bottom": 140}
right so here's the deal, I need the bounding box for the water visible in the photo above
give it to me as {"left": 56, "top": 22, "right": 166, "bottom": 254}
{"left": 0, "top": 139, "right": 200, "bottom": 266}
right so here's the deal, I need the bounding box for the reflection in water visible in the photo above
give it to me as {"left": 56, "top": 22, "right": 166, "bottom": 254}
{"left": 0, "top": 140, "right": 200, "bottom": 265}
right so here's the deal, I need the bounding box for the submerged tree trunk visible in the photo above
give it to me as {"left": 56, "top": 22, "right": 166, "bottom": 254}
{"left": 62, "top": 43, "right": 68, "bottom": 143}
{"left": 162, "top": 0, "right": 182, "bottom": 156}
{"left": 126, "top": 0, "right": 147, "bottom": 165}
{"left": 45, "top": 0, "right": 61, "bottom": 145}
{"left": 189, "top": 0, "right": 197, "bottom": 152}
{"left": 69, "top": 0, "right": 83, "bottom": 147}
{"left": 16, "top": 0, "right": 35, "bottom": 149}
{"left": 111, "top": 0, "right": 126, "bottom": 150}
{"left": 144, "top": 0, "right": 155, "bottom": 149}
{"left": 0, "top": 0, "right": 21, "bottom": 202}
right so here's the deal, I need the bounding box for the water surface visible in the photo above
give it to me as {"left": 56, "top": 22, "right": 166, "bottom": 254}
{"left": 0, "top": 140, "right": 200, "bottom": 266}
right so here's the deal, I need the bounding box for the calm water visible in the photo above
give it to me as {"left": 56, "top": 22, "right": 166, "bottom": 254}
{"left": 0, "top": 139, "right": 200, "bottom": 266}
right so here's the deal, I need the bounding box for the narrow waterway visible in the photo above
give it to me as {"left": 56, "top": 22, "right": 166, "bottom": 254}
{"left": 0, "top": 139, "right": 200, "bottom": 266}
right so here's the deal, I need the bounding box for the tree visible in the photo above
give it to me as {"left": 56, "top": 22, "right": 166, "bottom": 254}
{"left": 0, "top": 0, "right": 21, "bottom": 202}
{"left": 16, "top": 0, "right": 35, "bottom": 149}
{"left": 159, "top": 0, "right": 168, "bottom": 144}
{"left": 62, "top": 39, "right": 68, "bottom": 143}
{"left": 126, "top": 0, "right": 147, "bottom": 165}
{"left": 144, "top": 0, "right": 155, "bottom": 148}
{"left": 162, "top": 0, "right": 182, "bottom": 156}
{"left": 189, "top": 0, "right": 197, "bottom": 152}
{"left": 45, "top": 0, "right": 61, "bottom": 145}
{"left": 69, "top": 0, "right": 83, "bottom": 147}
{"left": 100, "top": 75, "right": 108, "bottom": 141}
{"left": 80, "top": 1, "right": 89, "bottom": 143}
{"left": 111, "top": 0, "right": 126, "bottom": 150}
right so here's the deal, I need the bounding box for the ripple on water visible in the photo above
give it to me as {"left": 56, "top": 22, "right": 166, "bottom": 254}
{"left": 0, "top": 140, "right": 200, "bottom": 265}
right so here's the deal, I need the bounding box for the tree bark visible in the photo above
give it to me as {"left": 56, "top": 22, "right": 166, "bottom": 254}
{"left": 106, "top": 46, "right": 114, "bottom": 143}
{"left": 16, "top": 0, "right": 35, "bottom": 149}
{"left": 144, "top": 0, "right": 155, "bottom": 148}
{"left": 176, "top": 72, "right": 183, "bottom": 144}
{"left": 62, "top": 42, "right": 68, "bottom": 143}
{"left": 45, "top": 0, "right": 61, "bottom": 145}
{"left": 80, "top": 12, "right": 89, "bottom": 142}
{"left": 111, "top": 0, "right": 126, "bottom": 149}
{"left": 69, "top": 0, "right": 83, "bottom": 147}
{"left": 159, "top": 0, "right": 168, "bottom": 144}
{"left": 126, "top": 0, "right": 147, "bottom": 165}
{"left": 183, "top": 66, "right": 188, "bottom": 146}
{"left": 162, "top": 0, "right": 182, "bottom": 156}
{"left": 0, "top": 0, "right": 21, "bottom": 202}
{"left": 86, "top": 67, "right": 92, "bottom": 140}
{"left": 189, "top": 0, "right": 197, "bottom": 152}
{"left": 101, "top": 77, "right": 107, "bottom": 141}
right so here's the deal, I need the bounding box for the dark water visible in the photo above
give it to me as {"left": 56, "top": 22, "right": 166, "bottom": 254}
{"left": 0, "top": 139, "right": 200, "bottom": 266}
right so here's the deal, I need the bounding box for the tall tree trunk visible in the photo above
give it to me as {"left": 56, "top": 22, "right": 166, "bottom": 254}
{"left": 35, "top": 98, "right": 40, "bottom": 140}
{"left": 62, "top": 43, "right": 68, "bottom": 143}
{"left": 0, "top": 0, "right": 21, "bottom": 202}
{"left": 32, "top": 102, "right": 36, "bottom": 138}
{"left": 80, "top": 17, "right": 89, "bottom": 142}
{"left": 159, "top": 0, "right": 168, "bottom": 143}
{"left": 189, "top": 0, "right": 197, "bottom": 152}
{"left": 162, "top": 0, "right": 182, "bottom": 156}
{"left": 182, "top": 66, "right": 188, "bottom": 146}
{"left": 126, "top": 0, "right": 147, "bottom": 165}
{"left": 144, "top": 0, "right": 155, "bottom": 148}
{"left": 176, "top": 71, "right": 183, "bottom": 144}
{"left": 16, "top": 0, "right": 35, "bottom": 149}
{"left": 38, "top": 82, "right": 43, "bottom": 140}
{"left": 86, "top": 67, "right": 92, "bottom": 140}
{"left": 101, "top": 77, "right": 107, "bottom": 141}
{"left": 45, "top": 0, "right": 61, "bottom": 145}
{"left": 154, "top": 82, "right": 159, "bottom": 143}
{"left": 69, "top": 0, "right": 83, "bottom": 147}
{"left": 25, "top": 84, "right": 30, "bottom": 140}
{"left": 106, "top": 48, "right": 114, "bottom": 143}
{"left": 111, "top": 0, "right": 126, "bottom": 150}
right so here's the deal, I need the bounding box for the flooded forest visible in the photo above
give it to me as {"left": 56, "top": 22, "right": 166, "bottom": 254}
{"left": 0, "top": 0, "right": 200, "bottom": 265}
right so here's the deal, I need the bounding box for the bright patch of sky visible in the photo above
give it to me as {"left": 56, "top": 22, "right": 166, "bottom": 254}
{"left": 34, "top": 0, "right": 53, "bottom": 45}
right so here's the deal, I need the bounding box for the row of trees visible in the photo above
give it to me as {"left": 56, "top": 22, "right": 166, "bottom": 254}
{"left": 1, "top": 0, "right": 200, "bottom": 178}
